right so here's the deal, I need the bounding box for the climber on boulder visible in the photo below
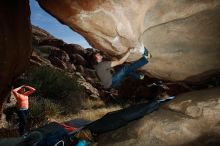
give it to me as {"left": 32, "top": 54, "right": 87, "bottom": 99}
{"left": 92, "top": 47, "right": 152, "bottom": 89}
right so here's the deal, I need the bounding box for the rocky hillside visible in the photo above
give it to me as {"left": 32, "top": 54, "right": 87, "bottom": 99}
{"left": 30, "top": 25, "right": 113, "bottom": 100}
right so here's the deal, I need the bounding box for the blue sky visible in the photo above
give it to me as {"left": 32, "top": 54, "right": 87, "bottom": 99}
{"left": 30, "top": 0, "right": 91, "bottom": 48}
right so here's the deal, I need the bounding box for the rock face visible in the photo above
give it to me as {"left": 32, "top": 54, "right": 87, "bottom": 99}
{"left": 37, "top": 0, "right": 220, "bottom": 82}
{"left": 98, "top": 87, "right": 220, "bottom": 146}
{"left": 0, "top": 0, "right": 32, "bottom": 125}
{"left": 32, "top": 25, "right": 55, "bottom": 45}
{"left": 32, "top": 25, "right": 95, "bottom": 74}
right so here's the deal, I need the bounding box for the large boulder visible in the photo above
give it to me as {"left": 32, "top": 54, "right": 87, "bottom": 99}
{"left": 39, "top": 38, "right": 65, "bottom": 48}
{"left": 98, "top": 87, "right": 220, "bottom": 146}
{"left": 69, "top": 54, "right": 87, "bottom": 66}
{"left": 60, "top": 44, "right": 86, "bottom": 57}
{"left": 32, "top": 25, "right": 55, "bottom": 40}
{"left": 0, "top": 0, "right": 32, "bottom": 126}
{"left": 37, "top": 0, "right": 220, "bottom": 83}
{"left": 48, "top": 48, "right": 70, "bottom": 62}
{"left": 32, "top": 25, "right": 55, "bottom": 46}
{"left": 30, "top": 51, "right": 53, "bottom": 67}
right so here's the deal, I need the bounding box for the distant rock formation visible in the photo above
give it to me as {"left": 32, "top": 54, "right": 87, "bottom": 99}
{"left": 32, "top": 25, "right": 55, "bottom": 41}
{"left": 31, "top": 25, "right": 101, "bottom": 99}
{"left": 38, "top": 0, "right": 220, "bottom": 82}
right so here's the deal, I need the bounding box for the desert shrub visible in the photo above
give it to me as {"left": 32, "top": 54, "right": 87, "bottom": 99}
{"left": 29, "top": 97, "right": 61, "bottom": 126}
{"left": 16, "top": 66, "right": 79, "bottom": 99}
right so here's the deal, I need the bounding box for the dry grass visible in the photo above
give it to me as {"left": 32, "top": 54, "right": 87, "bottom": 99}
{"left": 51, "top": 103, "right": 121, "bottom": 123}
{"left": 72, "top": 105, "right": 121, "bottom": 121}
{"left": 1, "top": 96, "right": 121, "bottom": 137}
{"left": 80, "top": 96, "right": 106, "bottom": 109}
{"left": 67, "top": 96, "right": 122, "bottom": 121}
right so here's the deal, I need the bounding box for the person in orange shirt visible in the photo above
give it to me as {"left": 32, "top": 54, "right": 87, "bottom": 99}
{"left": 12, "top": 85, "right": 36, "bottom": 136}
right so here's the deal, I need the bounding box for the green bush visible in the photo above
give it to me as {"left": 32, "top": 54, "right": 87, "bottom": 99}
{"left": 28, "top": 97, "right": 61, "bottom": 127}
{"left": 17, "top": 66, "right": 79, "bottom": 99}
{"left": 29, "top": 97, "right": 61, "bottom": 119}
